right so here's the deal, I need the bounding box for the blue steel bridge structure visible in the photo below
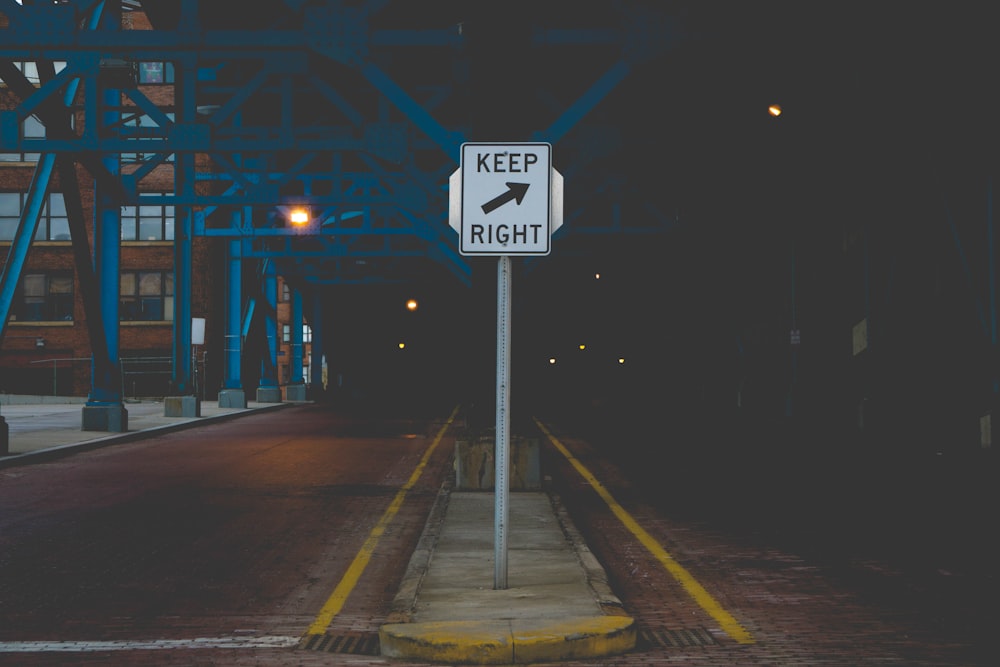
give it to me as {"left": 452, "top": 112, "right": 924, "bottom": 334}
{"left": 0, "top": 0, "right": 686, "bottom": 422}
{"left": 2, "top": 1, "right": 1000, "bottom": 454}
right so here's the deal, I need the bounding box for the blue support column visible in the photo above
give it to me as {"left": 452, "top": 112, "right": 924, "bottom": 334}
{"left": 82, "top": 86, "right": 127, "bottom": 432}
{"left": 217, "top": 230, "right": 246, "bottom": 408}
{"left": 309, "top": 291, "right": 326, "bottom": 400}
{"left": 170, "top": 209, "right": 193, "bottom": 389}
{"left": 165, "top": 207, "right": 199, "bottom": 417}
{"left": 256, "top": 259, "right": 281, "bottom": 403}
{"left": 285, "top": 286, "right": 307, "bottom": 401}
{"left": 165, "top": 45, "right": 199, "bottom": 418}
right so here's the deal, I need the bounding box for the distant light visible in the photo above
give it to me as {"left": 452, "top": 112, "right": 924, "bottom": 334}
{"left": 548, "top": 357, "right": 557, "bottom": 365}
{"left": 578, "top": 344, "right": 586, "bottom": 351}
{"left": 289, "top": 207, "right": 310, "bottom": 225}
{"left": 406, "top": 299, "right": 418, "bottom": 311}
{"left": 398, "top": 342, "right": 406, "bottom": 350}
{"left": 594, "top": 272, "right": 601, "bottom": 280}
{"left": 768, "top": 104, "right": 783, "bottom": 117}
{"left": 617, "top": 357, "right": 625, "bottom": 365}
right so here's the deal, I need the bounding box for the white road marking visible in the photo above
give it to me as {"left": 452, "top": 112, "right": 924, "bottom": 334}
{"left": 0, "top": 636, "right": 301, "bottom": 652}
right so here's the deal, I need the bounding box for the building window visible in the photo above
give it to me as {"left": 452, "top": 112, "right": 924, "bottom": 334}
{"left": 281, "top": 282, "right": 291, "bottom": 302}
{"left": 138, "top": 61, "right": 174, "bottom": 84}
{"left": 282, "top": 324, "right": 291, "bottom": 343}
{"left": 0, "top": 192, "right": 70, "bottom": 241}
{"left": 121, "top": 202, "right": 175, "bottom": 241}
{"left": 11, "top": 272, "right": 74, "bottom": 322}
{"left": 1, "top": 61, "right": 71, "bottom": 162}
{"left": 0, "top": 113, "right": 45, "bottom": 163}
{"left": 5, "top": 61, "right": 68, "bottom": 85}
{"left": 120, "top": 271, "right": 174, "bottom": 321}
{"left": 303, "top": 324, "right": 312, "bottom": 343}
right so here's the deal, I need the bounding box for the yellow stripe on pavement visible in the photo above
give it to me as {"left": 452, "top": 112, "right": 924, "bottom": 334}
{"left": 304, "top": 406, "right": 458, "bottom": 637}
{"left": 535, "top": 418, "right": 755, "bottom": 645}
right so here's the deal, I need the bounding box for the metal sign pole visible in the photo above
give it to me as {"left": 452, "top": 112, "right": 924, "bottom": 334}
{"left": 494, "top": 254, "right": 511, "bottom": 590}
{"left": 449, "top": 141, "right": 560, "bottom": 590}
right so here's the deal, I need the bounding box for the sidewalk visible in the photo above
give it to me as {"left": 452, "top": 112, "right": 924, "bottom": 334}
{"left": 0, "top": 396, "right": 291, "bottom": 466}
{"left": 379, "top": 489, "right": 636, "bottom": 664}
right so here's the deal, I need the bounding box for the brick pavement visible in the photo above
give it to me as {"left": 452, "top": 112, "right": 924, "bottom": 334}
{"left": 543, "top": 431, "right": 996, "bottom": 666}
{"left": 2, "top": 408, "right": 996, "bottom": 666}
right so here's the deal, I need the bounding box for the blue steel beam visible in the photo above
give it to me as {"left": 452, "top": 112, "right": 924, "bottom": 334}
{"left": 308, "top": 290, "right": 324, "bottom": 396}
{"left": 257, "top": 259, "right": 279, "bottom": 396}
{"left": 290, "top": 287, "right": 304, "bottom": 385}
{"left": 87, "top": 82, "right": 125, "bottom": 407}
{"left": 171, "top": 45, "right": 200, "bottom": 396}
{"left": 3, "top": 0, "right": 684, "bottom": 296}
{"left": 0, "top": 4, "right": 117, "bottom": 369}
{"left": 59, "top": 154, "right": 116, "bottom": 374}
{"left": 358, "top": 61, "right": 464, "bottom": 162}
{"left": 221, "top": 233, "right": 244, "bottom": 393}
{"left": 0, "top": 154, "right": 55, "bottom": 346}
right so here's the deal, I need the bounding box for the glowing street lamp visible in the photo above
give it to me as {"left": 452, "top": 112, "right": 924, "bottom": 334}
{"left": 288, "top": 207, "right": 310, "bottom": 226}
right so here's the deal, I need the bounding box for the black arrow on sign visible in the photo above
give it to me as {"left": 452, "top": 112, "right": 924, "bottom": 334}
{"left": 481, "top": 182, "right": 530, "bottom": 214}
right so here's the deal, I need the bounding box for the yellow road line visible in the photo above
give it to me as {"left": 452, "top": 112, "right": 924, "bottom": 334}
{"left": 535, "top": 419, "right": 755, "bottom": 645}
{"left": 304, "top": 406, "right": 459, "bottom": 637}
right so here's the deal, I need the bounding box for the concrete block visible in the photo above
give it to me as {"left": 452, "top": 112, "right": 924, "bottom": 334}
{"left": 256, "top": 386, "right": 282, "bottom": 403}
{"left": 285, "top": 383, "right": 307, "bottom": 402}
{"left": 81, "top": 404, "right": 128, "bottom": 432}
{"left": 218, "top": 389, "right": 247, "bottom": 409}
{"left": 455, "top": 437, "right": 540, "bottom": 491}
{"left": 164, "top": 395, "right": 201, "bottom": 417}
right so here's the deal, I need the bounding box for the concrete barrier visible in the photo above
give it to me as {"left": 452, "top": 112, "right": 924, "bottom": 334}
{"left": 454, "top": 437, "right": 541, "bottom": 491}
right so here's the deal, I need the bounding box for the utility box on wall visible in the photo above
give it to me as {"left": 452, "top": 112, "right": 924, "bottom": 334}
{"left": 454, "top": 437, "right": 541, "bottom": 491}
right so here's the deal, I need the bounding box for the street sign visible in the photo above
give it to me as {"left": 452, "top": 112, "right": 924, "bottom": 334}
{"left": 449, "top": 142, "right": 561, "bottom": 256}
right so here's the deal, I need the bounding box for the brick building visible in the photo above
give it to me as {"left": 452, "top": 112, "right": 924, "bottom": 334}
{"left": 1, "top": 7, "right": 309, "bottom": 401}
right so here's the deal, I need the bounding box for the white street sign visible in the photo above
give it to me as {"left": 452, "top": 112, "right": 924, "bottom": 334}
{"left": 449, "top": 142, "right": 560, "bottom": 256}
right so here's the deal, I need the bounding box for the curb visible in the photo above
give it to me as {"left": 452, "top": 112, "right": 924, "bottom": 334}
{"left": 380, "top": 478, "right": 636, "bottom": 664}
{"left": 0, "top": 401, "right": 297, "bottom": 469}
{"left": 379, "top": 615, "right": 635, "bottom": 664}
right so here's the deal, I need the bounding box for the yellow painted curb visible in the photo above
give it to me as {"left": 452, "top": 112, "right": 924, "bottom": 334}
{"left": 512, "top": 615, "right": 636, "bottom": 663}
{"left": 379, "top": 615, "right": 635, "bottom": 665}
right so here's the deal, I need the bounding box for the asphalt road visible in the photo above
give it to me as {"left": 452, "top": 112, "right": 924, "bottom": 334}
{"left": 1, "top": 401, "right": 996, "bottom": 666}
{"left": 0, "top": 403, "right": 455, "bottom": 666}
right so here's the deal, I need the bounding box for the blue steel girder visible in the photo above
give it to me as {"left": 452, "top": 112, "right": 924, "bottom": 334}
{"left": 1, "top": 0, "right": 689, "bottom": 289}
{"left": 240, "top": 203, "right": 464, "bottom": 286}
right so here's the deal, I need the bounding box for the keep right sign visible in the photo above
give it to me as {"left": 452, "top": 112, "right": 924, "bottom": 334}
{"left": 449, "top": 142, "right": 562, "bottom": 256}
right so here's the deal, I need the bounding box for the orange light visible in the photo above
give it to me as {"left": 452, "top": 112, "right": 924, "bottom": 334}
{"left": 289, "top": 208, "right": 310, "bottom": 225}
{"left": 406, "top": 299, "right": 418, "bottom": 311}
{"left": 768, "top": 104, "right": 783, "bottom": 117}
